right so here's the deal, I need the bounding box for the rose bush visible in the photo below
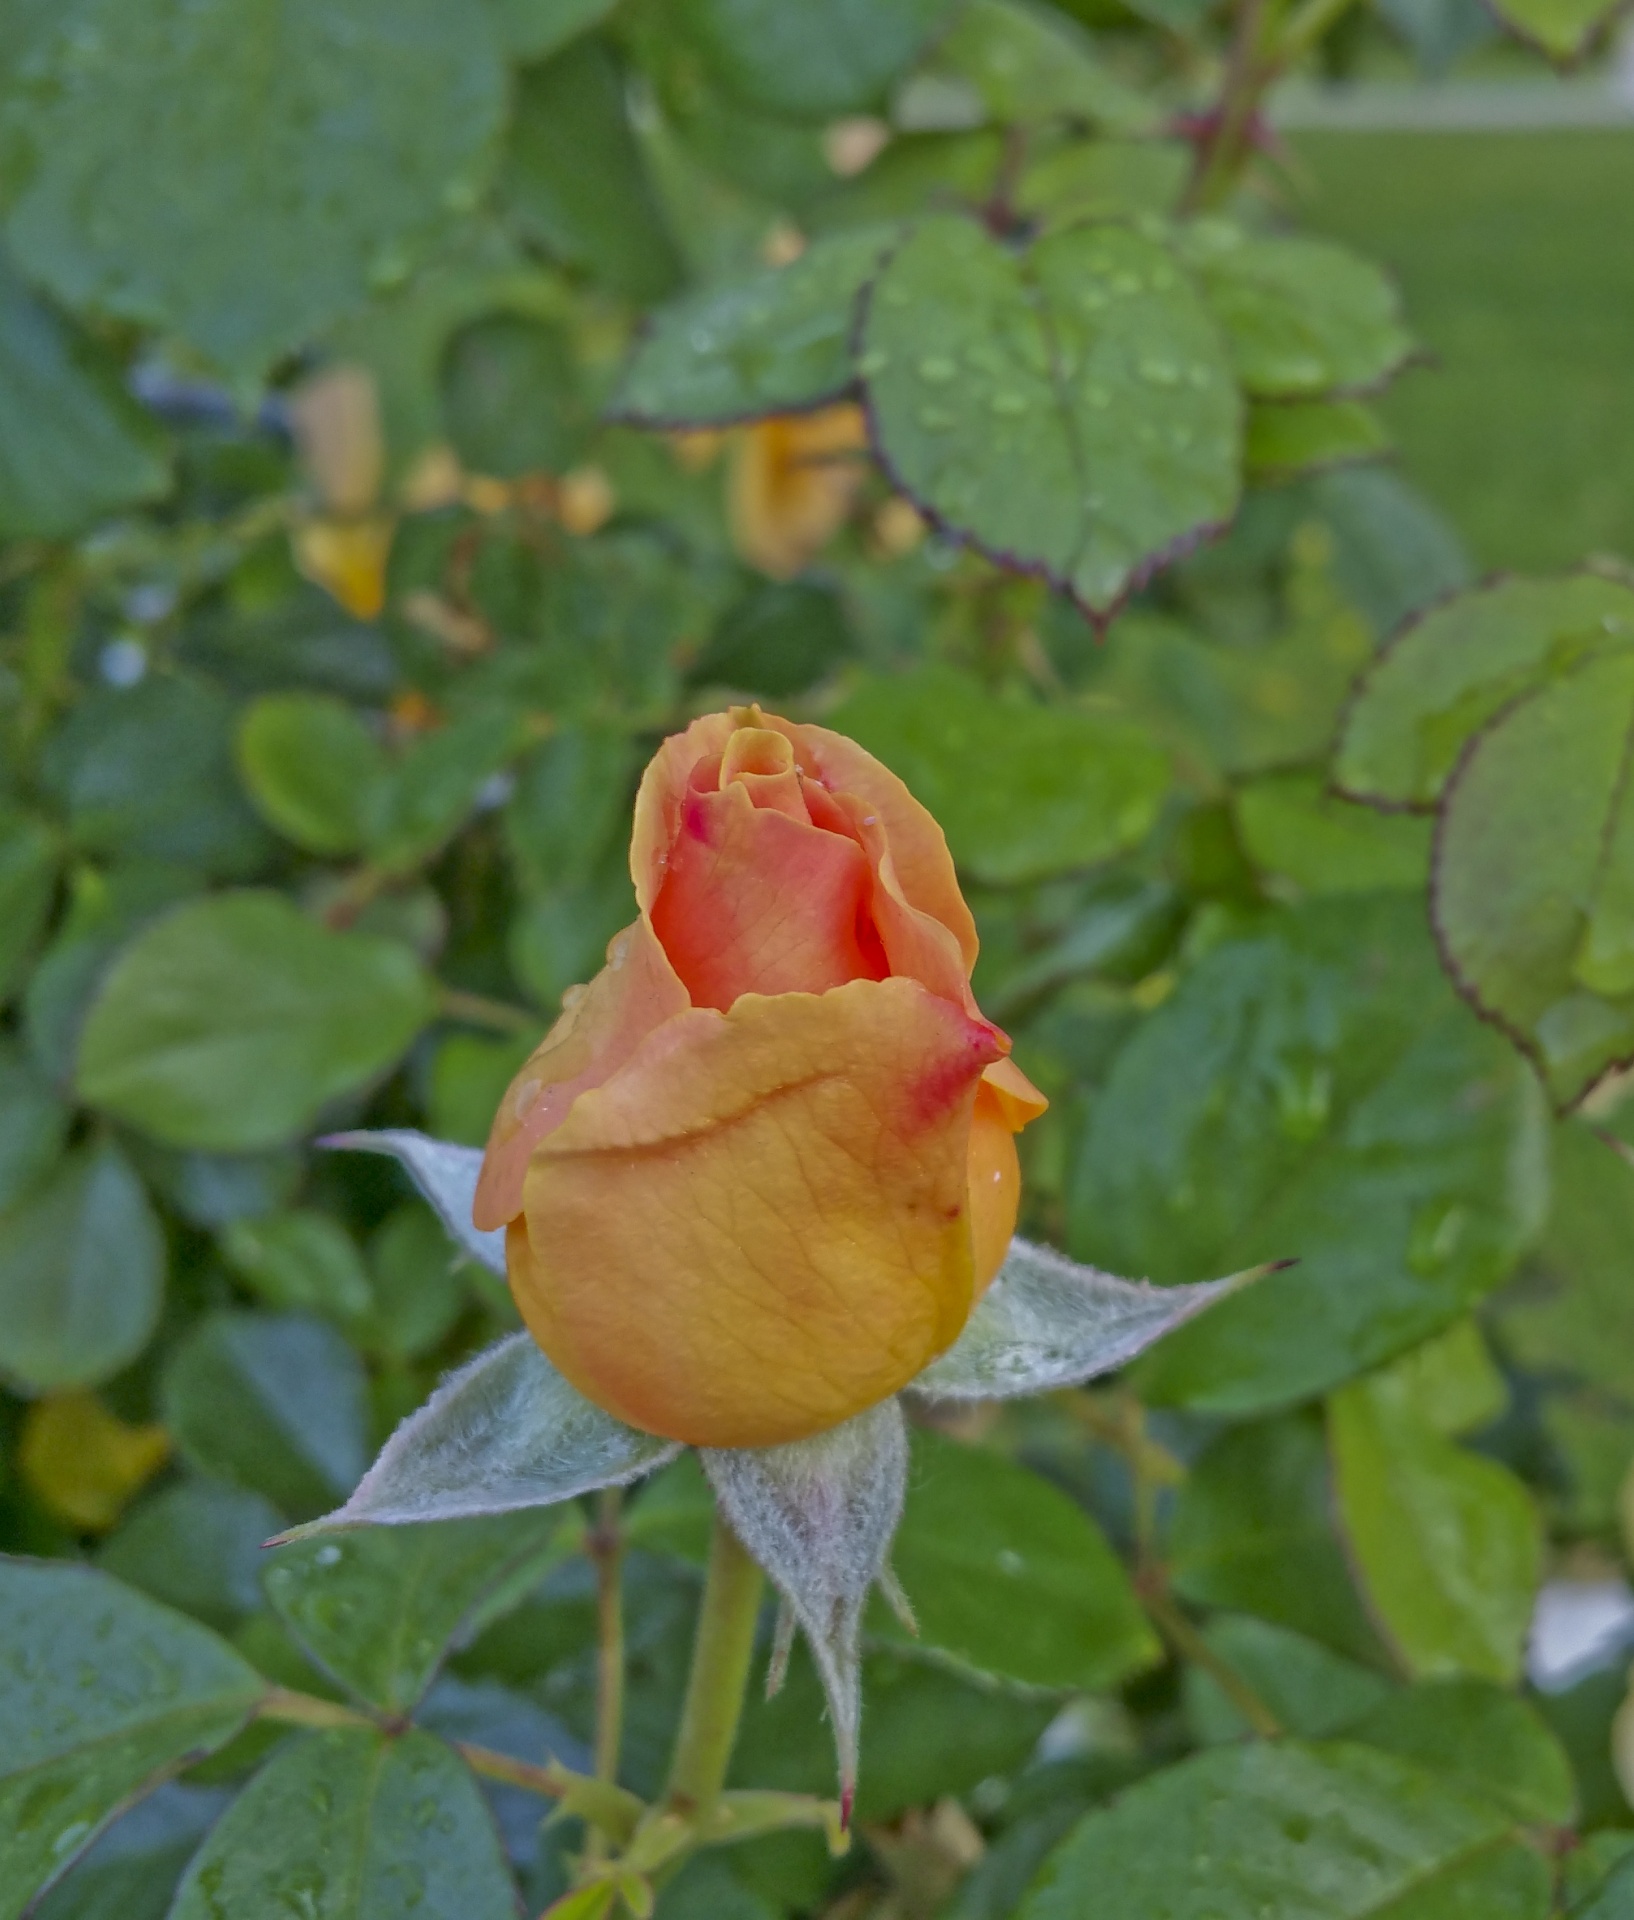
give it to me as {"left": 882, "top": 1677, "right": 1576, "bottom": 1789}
{"left": 475, "top": 706, "right": 1046, "bottom": 1447}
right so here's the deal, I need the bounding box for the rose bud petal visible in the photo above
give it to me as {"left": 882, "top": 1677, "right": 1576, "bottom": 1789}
{"left": 478, "top": 705, "right": 1046, "bottom": 1447}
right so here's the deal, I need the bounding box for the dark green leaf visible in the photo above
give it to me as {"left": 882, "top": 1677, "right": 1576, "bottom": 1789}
{"left": 927, "top": 0, "right": 1154, "bottom": 129}
{"left": 1168, "top": 1413, "right": 1383, "bottom": 1661}
{"left": 0, "top": 250, "right": 167, "bottom": 540}
{"left": 32, "top": 1783, "right": 229, "bottom": 1920}
{"left": 168, "top": 1727, "right": 519, "bottom": 1920}
{"left": 502, "top": 724, "right": 637, "bottom": 895}
{"left": 1433, "top": 647, "right": 1634, "bottom": 1107}
{"left": 23, "top": 863, "right": 205, "bottom": 1089}
{"left": 0, "top": 1558, "right": 263, "bottom": 1920}
{"left": 487, "top": 0, "right": 614, "bottom": 59}
{"left": 219, "top": 1209, "right": 375, "bottom": 1329}
{"left": 1073, "top": 895, "right": 1548, "bottom": 1412}
{"left": 1018, "top": 1741, "right": 1539, "bottom": 1920}
{"left": 614, "top": 227, "right": 893, "bottom": 428}
{"left": 100, "top": 1480, "right": 284, "bottom": 1632}
{"left": 1183, "top": 1615, "right": 1392, "bottom": 1743}
{"left": 0, "top": 808, "right": 56, "bottom": 1001}
{"left": 362, "top": 1202, "right": 472, "bottom": 1360}
{"left": 163, "top": 1310, "right": 370, "bottom": 1520}
{"left": 862, "top": 215, "right": 1240, "bottom": 615}
{"left": 236, "top": 694, "right": 390, "bottom": 858}
{"left": 1334, "top": 573, "right": 1634, "bottom": 810}
{"left": 1484, "top": 0, "right": 1623, "bottom": 57}
{"left": 829, "top": 665, "right": 1170, "bottom": 883}
{"left": 1233, "top": 770, "right": 1431, "bottom": 896}
{"left": 877, "top": 1431, "right": 1159, "bottom": 1689}
{"left": 674, "top": 0, "right": 954, "bottom": 118}
{"left": 441, "top": 313, "right": 585, "bottom": 479}
{"left": 264, "top": 1513, "right": 570, "bottom": 1712}
{"left": 690, "top": 580, "right": 856, "bottom": 698}
{"left": 5, "top": 0, "right": 508, "bottom": 391}
{"left": 0, "top": 1136, "right": 163, "bottom": 1394}
{"left": 1497, "top": 1122, "right": 1634, "bottom": 1531}
{"left": 1186, "top": 226, "right": 1415, "bottom": 400}
{"left": 1346, "top": 1680, "right": 1575, "bottom": 1825}
{"left": 77, "top": 891, "right": 436, "bottom": 1151}
{"left": 1330, "top": 1369, "right": 1541, "bottom": 1684}
{"left": 1245, "top": 397, "right": 1391, "bottom": 482}
{"left": 0, "top": 1037, "right": 68, "bottom": 1211}
{"left": 41, "top": 678, "right": 272, "bottom": 878}
{"left": 1572, "top": 1849, "right": 1634, "bottom": 1918}
{"left": 732, "top": 1644, "right": 1055, "bottom": 1823}
{"left": 501, "top": 37, "right": 682, "bottom": 303}
{"left": 369, "top": 709, "right": 529, "bottom": 875}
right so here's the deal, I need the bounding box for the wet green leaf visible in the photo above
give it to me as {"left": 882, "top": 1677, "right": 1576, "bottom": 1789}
{"left": 1019, "top": 1741, "right": 1544, "bottom": 1920}
{"left": 0, "top": 1037, "right": 68, "bottom": 1212}
{"left": 168, "top": 1727, "right": 519, "bottom": 1920}
{"left": 1335, "top": 573, "right": 1634, "bottom": 809}
{"left": 263, "top": 1512, "right": 570, "bottom": 1711}
{"left": 1074, "top": 895, "right": 1548, "bottom": 1412}
{"left": 862, "top": 216, "right": 1240, "bottom": 616}
{"left": 1345, "top": 1679, "right": 1575, "bottom": 1825}
{"left": 4, "top": 0, "right": 507, "bottom": 391}
{"left": 77, "top": 892, "right": 436, "bottom": 1151}
{"left": 1433, "top": 646, "right": 1634, "bottom": 1107}
{"left": 0, "top": 1559, "right": 263, "bottom": 1920}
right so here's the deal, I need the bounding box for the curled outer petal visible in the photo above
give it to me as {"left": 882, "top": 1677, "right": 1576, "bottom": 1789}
{"left": 473, "top": 917, "right": 688, "bottom": 1232}
{"left": 508, "top": 978, "right": 1005, "bottom": 1448}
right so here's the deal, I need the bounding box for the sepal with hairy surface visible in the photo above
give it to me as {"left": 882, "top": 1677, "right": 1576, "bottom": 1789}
{"left": 701, "top": 1399, "right": 908, "bottom": 1819}
{"left": 270, "top": 1333, "right": 679, "bottom": 1541}
{"left": 912, "top": 1237, "right": 1280, "bottom": 1402}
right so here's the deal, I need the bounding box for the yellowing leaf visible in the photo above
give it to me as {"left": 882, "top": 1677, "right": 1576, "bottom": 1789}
{"left": 20, "top": 1392, "right": 170, "bottom": 1532}
{"left": 729, "top": 406, "right": 869, "bottom": 580}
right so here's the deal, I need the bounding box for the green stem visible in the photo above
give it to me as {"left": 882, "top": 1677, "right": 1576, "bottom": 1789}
{"left": 587, "top": 1486, "right": 627, "bottom": 1865}
{"left": 664, "top": 1514, "right": 765, "bottom": 1819}
{"left": 439, "top": 986, "right": 541, "bottom": 1035}
{"left": 257, "top": 1686, "right": 644, "bottom": 1839}
{"left": 1138, "top": 1585, "right": 1285, "bottom": 1738}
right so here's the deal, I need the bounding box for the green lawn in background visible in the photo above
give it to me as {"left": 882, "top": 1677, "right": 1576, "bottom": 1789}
{"left": 1290, "top": 130, "right": 1634, "bottom": 572}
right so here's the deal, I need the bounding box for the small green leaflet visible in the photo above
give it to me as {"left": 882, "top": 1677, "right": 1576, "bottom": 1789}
{"left": 1485, "top": 0, "right": 1624, "bottom": 59}
{"left": 77, "top": 892, "right": 437, "bottom": 1152}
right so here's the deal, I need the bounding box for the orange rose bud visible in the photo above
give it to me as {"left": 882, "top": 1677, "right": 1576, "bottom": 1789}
{"left": 476, "top": 707, "right": 1046, "bottom": 1448}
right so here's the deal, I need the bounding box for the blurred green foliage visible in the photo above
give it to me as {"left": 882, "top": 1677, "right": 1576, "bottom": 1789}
{"left": 1, "top": 0, "right": 1633, "bottom": 1915}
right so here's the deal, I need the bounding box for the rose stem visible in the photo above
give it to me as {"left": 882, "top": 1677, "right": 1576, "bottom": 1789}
{"left": 585, "top": 1485, "right": 627, "bottom": 1864}
{"left": 664, "top": 1512, "right": 765, "bottom": 1821}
